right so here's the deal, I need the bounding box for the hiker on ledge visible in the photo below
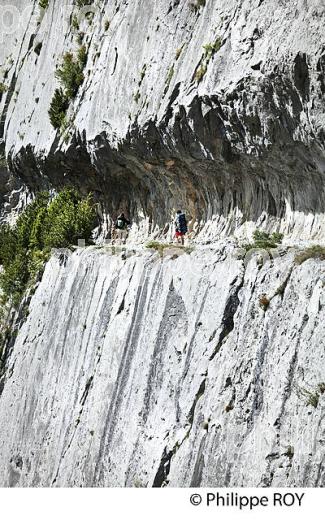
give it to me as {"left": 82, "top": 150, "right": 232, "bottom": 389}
{"left": 114, "top": 212, "right": 131, "bottom": 244}
{"left": 174, "top": 210, "right": 188, "bottom": 246}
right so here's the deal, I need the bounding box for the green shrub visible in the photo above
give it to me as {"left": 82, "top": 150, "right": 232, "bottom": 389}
{"left": 49, "top": 46, "right": 87, "bottom": 130}
{"left": 307, "top": 392, "right": 319, "bottom": 408}
{"left": 145, "top": 241, "right": 173, "bottom": 257}
{"left": 0, "top": 253, "right": 30, "bottom": 307}
{"left": 194, "top": 37, "right": 222, "bottom": 84}
{"left": 145, "top": 241, "right": 191, "bottom": 258}
{"left": 203, "top": 38, "right": 222, "bottom": 59}
{"left": 146, "top": 241, "right": 165, "bottom": 251}
{"left": 72, "top": 15, "right": 79, "bottom": 31}
{"left": 28, "top": 249, "right": 51, "bottom": 283}
{"left": 244, "top": 230, "right": 283, "bottom": 252}
{"left": 39, "top": 0, "right": 49, "bottom": 9}
{"left": 77, "top": 45, "right": 88, "bottom": 68}
{"left": 55, "top": 51, "right": 85, "bottom": 99}
{"left": 298, "top": 386, "right": 320, "bottom": 409}
{"left": 0, "top": 224, "right": 17, "bottom": 267}
{"left": 0, "top": 83, "right": 7, "bottom": 94}
{"left": 295, "top": 245, "right": 325, "bottom": 265}
{"left": 76, "top": 32, "right": 85, "bottom": 45}
{"left": 48, "top": 88, "right": 69, "bottom": 129}
{"left": 0, "top": 189, "right": 96, "bottom": 305}
{"left": 15, "top": 192, "right": 50, "bottom": 250}
{"left": 44, "top": 190, "right": 95, "bottom": 248}
{"left": 195, "top": 64, "right": 207, "bottom": 83}
{"left": 318, "top": 383, "right": 325, "bottom": 394}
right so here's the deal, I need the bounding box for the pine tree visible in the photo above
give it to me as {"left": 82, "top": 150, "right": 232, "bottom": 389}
{"left": 48, "top": 88, "right": 69, "bottom": 129}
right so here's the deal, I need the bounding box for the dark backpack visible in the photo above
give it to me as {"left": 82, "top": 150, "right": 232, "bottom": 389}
{"left": 177, "top": 213, "right": 188, "bottom": 233}
{"left": 116, "top": 218, "right": 126, "bottom": 230}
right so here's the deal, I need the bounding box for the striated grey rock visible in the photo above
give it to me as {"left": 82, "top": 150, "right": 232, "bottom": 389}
{"left": 0, "top": 0, "right": 324, "bottom": 490}
{"left": 0, "top": 0, "right": 324, "bottom": 239}
{"left": 0, "top": 246, "right": 324, "bottom": 487}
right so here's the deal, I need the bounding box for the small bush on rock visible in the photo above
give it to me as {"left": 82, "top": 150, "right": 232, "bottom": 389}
{"left": 146, "top": 241, "right": 167, "bottom": 253}
{"left": 49, "top": 46, "right": 88, "bottom": 131}
{"left": 48, "top": 88, "right": 69, "bottom": 129}
{"left": 146, "top": 241, "right": 178, "bottom": 258}
{"left": 55, "top": 51, "right": 85, "bottom": 99}
{"left": 0, "top": 83, "right": 8, "bottom": 94}
{"left": 244, "top": 230, "right": 283, "bottom": 252}
{"left": 72, "top": 15, "right": 80, "bottom": 31}
{"left": 39, "top": 0, "right": 49, "bottom": 9}
{"left": 77, "top": 45, "right": 88, "bottom": 68}
{"left": 298, "top": 386, "right": 320, "bottom": 409}
{"left": 318, "top": 383, "right": 325, "bottom": 394}
{"left": 194, "top": 37, "right": 222, "bottom": 84}
{"left": 295, "top": 245, "right": 325, "bottom": 265}
{"left": 203, "top": 38, "right": 222, "bottom": 59}
{"left": 195, "top": 64, "right": 207, "bottom": 83}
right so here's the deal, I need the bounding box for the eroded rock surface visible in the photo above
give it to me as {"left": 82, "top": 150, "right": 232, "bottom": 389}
{"left": 0, "top": 246, "right": 323, "bottom": 487}
{"left": 0, "top": 0, "right": 324, "bottom": 238}
{"left": 0, "top": 0, "right": 324, "bottom": 489}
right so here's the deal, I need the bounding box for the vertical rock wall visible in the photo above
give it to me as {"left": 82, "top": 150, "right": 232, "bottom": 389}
{"left": 0, "top": 0, "right": 324, "bottom": 238}
{"left": 0, "top": 246, "right": 323, "bottom": 487}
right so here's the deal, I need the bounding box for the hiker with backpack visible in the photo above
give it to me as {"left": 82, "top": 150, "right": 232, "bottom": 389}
{"left": 174, "top": 210, "right": 188, "bottom": 245}
{"left": 114, "top": 212, "right": 131, "bottom": 244}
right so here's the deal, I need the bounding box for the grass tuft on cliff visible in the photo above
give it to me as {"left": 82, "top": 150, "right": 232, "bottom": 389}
{"left": 0, "top": 189, "right": 96, "bottom": 306}
{"left": 146, "top": 241, "right": 170, "bottom": 254}
{"left": 295, "top": 245, "right": 325, "bottom": 265}
{"left": 244, "top": 230, "right": 283, "bottom": 252}
{"left": 146, "top": 241, "right": 194, "bottom": 257}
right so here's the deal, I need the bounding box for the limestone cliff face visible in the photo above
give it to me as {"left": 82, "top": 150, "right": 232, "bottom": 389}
{"left": 0, "top": 1, "right": 324, "bottom": 489}
{"left": 0, "top": 0, "right": 324, "bottom": 239}
{"left": 0, "top": 246, "right": 324, "bottom": 487}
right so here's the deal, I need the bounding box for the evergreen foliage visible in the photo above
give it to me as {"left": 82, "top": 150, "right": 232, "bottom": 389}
{"left": 0, "top": 189, "right": 96, "bottom": 305}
